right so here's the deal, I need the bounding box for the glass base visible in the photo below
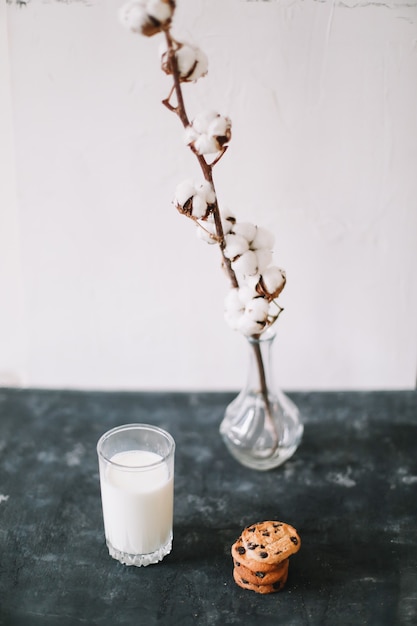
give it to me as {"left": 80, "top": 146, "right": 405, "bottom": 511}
{"left": 220, "top": 390, "right": 304, "bottom": 471}
{"left": 221, "top": 428, "right": 303, "bottom": 471}
{"left": 106, "top": 535, "right": 172, "bottom": 567}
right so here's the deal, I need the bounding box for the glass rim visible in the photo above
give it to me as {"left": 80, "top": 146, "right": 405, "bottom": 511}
{"left": 247, "top": 327, "right": 276, "bottom": 344}
{"left": 96, "top": 423, "right": 175, "bottom": 470}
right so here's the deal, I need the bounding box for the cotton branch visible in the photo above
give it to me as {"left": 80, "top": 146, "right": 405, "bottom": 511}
{"left": 162, "top": 29, "right": 238, "bottom": 289}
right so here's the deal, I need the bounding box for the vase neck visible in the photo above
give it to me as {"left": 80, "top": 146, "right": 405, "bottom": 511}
{"left": 246, "top": 333, "right": 276, "bottom": 396}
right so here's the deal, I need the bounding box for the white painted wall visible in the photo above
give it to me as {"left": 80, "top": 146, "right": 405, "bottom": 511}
{"left": 1, "top": 0, "right": 417, "bottom": 391}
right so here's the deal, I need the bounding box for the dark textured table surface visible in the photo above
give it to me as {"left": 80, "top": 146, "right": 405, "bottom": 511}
{"left": 0, "top": 388, "right": 416, "bottom": 626}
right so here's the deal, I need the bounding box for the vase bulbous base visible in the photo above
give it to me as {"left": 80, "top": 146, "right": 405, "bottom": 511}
{"left": 220, "top": 389, "right": 303, "bottom": 471}
{"left": 220, "top": 331, "right": 303, "bottom": 470}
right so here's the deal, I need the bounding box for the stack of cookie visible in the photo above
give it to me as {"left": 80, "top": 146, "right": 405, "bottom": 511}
{"left": 231, "top": 520, "right": 301, "bottom": 594}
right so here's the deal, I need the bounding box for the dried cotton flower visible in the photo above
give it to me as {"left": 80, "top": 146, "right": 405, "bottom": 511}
{"left": 251, "top": 226, "right": 275, "bottom": 251}
{"left": 255, "top": 248, "right": 273, "bottom": 273}
{"left": 256, "top": 266, "right": 287, "bottom": 300}
{"left": 174, "top": 180, "right": 195, "bottom": 207}
{"left": 232, "top": 222, "right": 257, "bottom": 242}
{"left": 196, "top": 208, "right": 235, "bottom": 244}
{"left": 231, "top": 250, "right": 259, "bottom": 278}
{"left": 160, "top": 41, "right": 208, "bottom": 82}
{"left": 119, "top": 0, "right": 175, "bottom": 37}
{"left": 224, "top": 288, "right": 271, "bottom": 335}
{"left": 223, "top": 233, "right": 250, "bottom": 260}
{"left": 185, "top": 111, "right": 232, "bottom": 155}
{"left": 244, "top": 297, "right": 270, "bottom": 321}
{"left": 122, "top": 8, "right": 288, "bottom": 339}
{"left": 174, "top": 179, "right": 215, "bottom": 219}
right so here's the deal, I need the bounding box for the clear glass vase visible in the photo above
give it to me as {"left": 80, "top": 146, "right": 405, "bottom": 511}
{"left": 220, "top": 330, "right": 303, "bottom": 471}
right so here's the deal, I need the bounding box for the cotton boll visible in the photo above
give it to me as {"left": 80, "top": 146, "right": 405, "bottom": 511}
{"left": 224, "top": 288, "right": 245, "bottom": 330}
{"left": 119, "top": 2, "right": 146, "bottom": 33}
{"left": 225, "top": 310, "right": 243, "bottom": 331}
{"left": 245, "top": 297, "right": 269, "bottom": 321}
{"left": 196, "top": 208, "right": 234, "bottom": 243}
{"left": 210, "top": 115, "right": 232, "bottom": 147}
{"left": 119, "top": 0, "right": 174, "bottom": 36}
{"left": 238, "top": 285, "right": 258, "bottom": 305}
{"left": 192, "top": 110, "right": 218, "bottom": 134}
{"left": 195, "top": 48, "right": 209, "bottom": 78}
{"left": 238, "top": 315, "right": 265, "bottom": 336}
{"left": 232, "top": 250, "right": 258, "bottom": 277}
{"left": 193, "top": 134, "right": 219, "bottom": 155}
{"left": 232, "top": 222, "right": 257, "bottom": 242}
{"left": 260, "top": 266, "right": 286, "bottom": 298}
{"left": 196, "top": 217, "right": 218, "bottom": 244}
{"left": 184, "top": 125, "right": 199, "bottom": 147}
{"left": 175, "top": 46, "right": 196, "bottom": 75}
{"left": 162, "top": 43, "right": 208, "bottom": 82}
{"left": 196, "top": 224, "right": 216, "bottom": 244}
{"left": 209, "top": 115, "right": 231, "bottom": 138}
{"left": 147, "top": 0, "right": 174, "bottom": 23}
{"left": 223, "top": 233, "right": 250, "bottom": 260}
{"left": 225, "top": 290, "right": 270, "bottom": 336}
{"left": 185, "top": 46, "right": 208, "bottom": 81}
{"left": 197, "top": 181, "right": 215, "bottom": 205}
{"left": 186, "top": 112, "right": 231, "bottom": 154}
{"left": 174, "top": 179, "right": 215, "bottom": 218}
{"left": 255, "top": 248, "right": 273, "bottom": 273}
{"left": 174, "top": 180, "right": 195, "bottom": 207}
{"left": 221, "top": 208, "right": 236, "bottom": 233}
{"left": 191, "top": 194, "right": 208, "bottom": 219}
{"left": 214, "top": 210, "right": 235, "bottom": 236}
{"left": 225, "top": 288, "right": 244, "bottom": 313}
{"left": 214, "top": 210, "right": 235, "bottom": 235}
{"left": 251, "top": 226, "right": 275, "bottom": 250}
{"left": 244, "top": 274, "right": 261, "bottom": 290}
{"left": 222, "top": 207, "right": 235, "bottom": 222}
{"left": 193, "top": 183, "right": 214, "bottom": 218}
{"left": 237, "top": 296, "right": 270, "bottom": 335}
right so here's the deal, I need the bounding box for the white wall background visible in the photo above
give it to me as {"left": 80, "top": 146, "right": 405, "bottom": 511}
{"left": 1, "top": 0, "right": 417, "bottom": 391}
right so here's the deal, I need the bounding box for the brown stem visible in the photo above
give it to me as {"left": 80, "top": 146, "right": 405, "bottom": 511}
{"left": 163, "top": 30, "right": 238, "bottom": 289}
{"left": 163, "top": 27, "right": 279, "bottom": 452}
{"left": 252, "top": 340, "right": 280, "bottom": 453}
{"left": 163, "top": 31, "right": 190, "bottom": 127}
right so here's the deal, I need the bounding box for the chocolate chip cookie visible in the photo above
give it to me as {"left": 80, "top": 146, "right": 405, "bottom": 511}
{"left": 240, "top": 520, "right": 301, "bottom": 566}
{"left": 231, "top": 520, "right": 301, "bottom": 593}
{"left": 233, "top": 557, "right": 289, "bottom": 586}
{"left": 232, "top": 567, "right": 287, "bottom": 594}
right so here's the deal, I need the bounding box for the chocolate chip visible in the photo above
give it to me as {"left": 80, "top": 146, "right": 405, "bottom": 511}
{"left": 259, "top": 551, "right": 268, "bottom": 559}
{"left": 255, "top": 572, "right": 265, "bottom": 579}
{"left": 262, "top": 531, "right": 270, "bottom": 537}
{"left": 247, "top": 543, "right": 259, "bottom": 550}
{"left": 241, "top": 578, "right": 249, "bottom": 584}
{"left": 248, "top": 527, "right": 256, "bottom": 533}
{"left": 272, "top": 581, "right": 282, "bottom": 590}
{"left": 273, "top": 523, "right": 282, "bottom": 528}
{"left": 275, "top": 551, "right": 282, "bottom": 555}
{"left": 260, "top": 545, "right": 265, "bottom": 549}
{"left": 290, "top": 536, "right": 298, "bottom": 545}
{"left": 237, "top": 546, "right": 246, "bottom": 555}
{"left": 235, "top": 561, "right": 240, "bottom": 567}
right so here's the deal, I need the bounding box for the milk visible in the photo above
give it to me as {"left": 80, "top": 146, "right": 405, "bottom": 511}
{"left": 100, "top": 450, "right": 173, "bottom": 556}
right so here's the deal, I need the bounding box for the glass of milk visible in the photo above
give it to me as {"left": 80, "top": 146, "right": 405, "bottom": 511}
{"left": 97, "top": 423, "right": 175, "bottom": 567}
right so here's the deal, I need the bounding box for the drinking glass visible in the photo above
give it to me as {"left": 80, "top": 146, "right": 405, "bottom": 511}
{"left": 97, "top": 423, "right": 175, "bottom": 566}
